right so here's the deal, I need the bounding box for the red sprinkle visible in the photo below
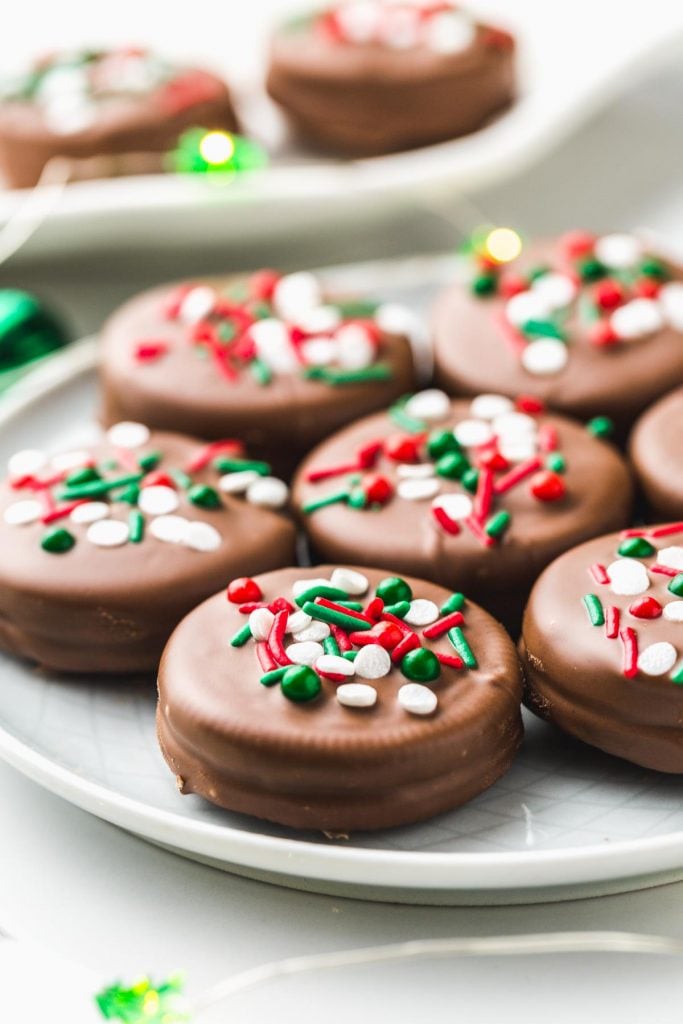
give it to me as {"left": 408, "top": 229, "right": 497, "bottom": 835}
{"left": 270, "top": 597, "right": 295, "bottom": 614}
{"left": 357, "top": 440, "right": 384, "bottom": 469}
{"left": 560, "top": 230, "right": 596, "bottom": 260}
{"left": 436, "top": 652, "right": 465, "bottom": 669}
{"left": 315, "top": 597, "right": 373, "bottom": 623}
{"left": 305, "top": 461, "right": 360, "bottom": 483}
{"left": 41, "top": 499, "right": 87, "bottom": 524}
{"left": 256, "top": 642, "right": 277, "bottom": 674}
{"left": 530, "top": 470, "right": 566, "bottom": 503}
{"left": 649, "top": 522, "right": 683, "bottom": 538}
{"left": 432, "top": 504, "right": 461, "bottom": 536}
{"left": 620, "top": 528, "right": 648, "bottom": 539}
{"left": 318, "top": 670, "right": 348, "bottom": 683}
{"left": 187, "top": 440, "right": 244, "bottom": 473}
{"left": 629, "top": 596, "right": 662, "bottom": 620}
{"left": 267, "top": 609, "right": 291, "bottom": 666}
{"left": 651, "top": 564, "right": 678, "bottom": 578}
{"left": 494, "top": 457, "right": 542, "bottom": 494}
{"left": 537, "top": 424, "right": 559, "bottom": 452}
{"left": 619, "top": 627, "right": 638, "bottom": 679}
{"left": 228, "top": 577, "right": 262, "bottom": 604}
{"left": 349, "top": 623, "right": 403, "bottom": 650}
{"left": 515, "top": 395, "right": 545, "bottom": 415}
{"left": 238, "top": 602, "right": 269, "bottom": 614}
{"left": 595, "top": 279, "right": 624, "bottom": 310}
{"left": 384, "top": 434, "right": 422, "bottom": 463}
{"left": 423, "top": 611, "right": 465, "bottom": 639}
{"left": 390, "top": 632, "right": 421, "bottom": 664}
{"left": 363, "top": 474, "right": 394, "bottom": 505}
{"left": 589, "top": 563, "right": 610, "bottom": 585}
{"left": 589, "top": 322, "right": 619, "bottom": 348}
{"left": 330, "top": 624, "right": 352, "bottom": 653}
{"left": 364, "top": 596, "right": 385, "bottom": 621}
{"left": 605, "top": 606, "right": 620, "bottom": 639}
{"left": 473, "top": 466, "right": 494, "bottom": 523}
{"left": 464, "top": 515, "right": 496, "bottom": 548}
{"left": 141, "top": 470, "right": 176, "bottom": 489}
{"left": 249, "top": 269, "right": 280, "bottom": 301}
{"left": 134, "top": 339, "right": 168, "bottom": 362}
{"left": 634, "top": 278, "right": 661, "bottom": 299}
{"left": 499, "top": 273, "right": 528, "bottom": 299}
{"left": 494, "top": 310, "right": 526, "bottom": 357}
{"left": 381, "top": 612, "right": 416, "bottom": 636}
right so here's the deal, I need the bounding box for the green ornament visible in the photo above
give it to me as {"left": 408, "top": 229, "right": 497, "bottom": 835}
{"left": 668, "top": 574, "right": 683, "bottom": 597}
{"left": 471, "top": 272, "right": 497, "bottom": 297}
{"left": 95, "top": 973, "right": 189, "bottom": 1023}
{"left": 461, "top": 467, "right": 480, "bottom": 493}
{"left": 427, "top": 429, "right": 460, "bottom": 460}
{"left": 281, "top": 665, "right": 321, "bottom": 703}
{"left": 41, "top": 527, "right": 75, "bottom": 554}
{"left": 376, "top": 576, "right": 412, "bottom": 604}
{"left": 400, "top": 648, "right": 441, "bottom": 683}
{"left": 586, "top": 415, "right": 615, "bottom": 439}
{"left": 188, "top": 484, "right": 221, "bottom": 509}
{"left": 617, "top": 536, "right": 656, "bottom": 558}
{"left": 435, "top": 451, "right": 468, "bottom": 479}
{"left": 579, "top": 257, "right": 606, "bottom": 282}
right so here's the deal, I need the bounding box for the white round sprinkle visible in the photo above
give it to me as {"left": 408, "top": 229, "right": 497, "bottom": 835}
{"left": 398, "top": 683, "right": 438, "bottom": 716}
{"left": 336, "top": 323, "right": 375, "bottom": 370}
{"left": 293, "top": 621, "right": 331, "bottom": 643}
{"left": 498, "top": 437, "right": 538, "bottom": 463}
{"left": 273, "top": 272, "right": 322, "bottom": 320}
{"left": 432, "top": 493, "right": 473, "bottom": 521}
{"left": 3, "top": 499, "right": 42, "bottom": 525}
{"left": 659, "top": 282, "right": 683, "bottom": 331}
{"left": 106, "top": 421, "right": 150, "bottom": 450}
{"left": 330, "top": 567, "right": 369, "bottom": 596}
{"left": 86, "top": 519, "right": 129, "bottom": 548}
{"left": 470, "top": 394, "right": 514, "bottom": 421}
{"left": 179, "top": 285, "right": 216, "bottom": 325}
{"left": 611, "top": 299, "right": 664, "bottom": 340}
{"left": 505, "top": 290, "right": 551, "bottom": 327}
{"left": 531, "top": 272, "right": 577, "bottom": 310}
{"left": 336, "top": 683, "right": 377, "bottom": 708}
{"left": 595, "top": 233, "right": 643, "bottom": 270}
{"left": 285, "top": 610, "right": 313, "bottom": 634}
{"left": 317, "top": 654, "right": 355, "bottom": 678}
{"left": 424, "top": 11, "right": 475, "bottom": 53}
{"left": 607, "top": 558, "right": 650, "bottom": 596}
{"left": 405, "top": 389, "right": 451, "bottom": 423}
{"left": 292, "top": 577, "right": 331, "bottom": 599}
{"left": 396, "top": 463, "right": 435, "bottom": 479}
{"left": 184, "top": 521, "right": 221, "bottom": 552}
{"left": 397, "top": 478, "right": 441, "bottom": 501}
{"left": 249, "top": 608, "right": 274, "bottom": 641}
{"left": 354, "top": 644, "right": 391, "bottom": 679}
{"left": 453, "top": 419, "right": 494, "bottom": 448}
{"left": 70, "top": 501, "right": 109, "bottom": 524}
{"left": 379, "top": 6, "right": 420, "bottom": 48}
{"left": 521, "top": 338, "right": 568, "bottom": 376}
{"left": 300, "top": 337, "right": 338, "bottom": 367}
{"left": 50, "top": 450, "right": 91, "bottom": 472}
{"left": 404, "top": 599, "right": 439, "bottom": 626}
{"left": 8, "top": 449, "right": 47, "bottom": 478}
{"left": 138, "top": 485, "right": 179, "bottom": 516}
{"left": 295, "top": 305, "right": 341, "bottom": 335}
{"left": 149, "top": 515, "right": 189, "bottom": 544}
{"left": 663, "top": 602, "right": 683, "bottom": 622}
{"left": 336, "top": 1, "right": 379, "bottom": 43}
{"left": 658, "top": 547, "right": 683, "bottom": 571}
{"left": 286, "top": 641, "right": 324, "bottom": 667}
{"left": 638, "top": 641, "right": 678, "bottom": 677}
{"left": 375, "top": 303, "right": 419, "bottom": 339}
{"left": 218, "top": 470, "right": 260, "bottom": 494}
{"left": 250, "top": 319, "right": 299, "bottom": 375}
{"left": 246, "top": 476, "right": 289, "bottom": 510}
{"left": 493, "top": 411, "right": 538, "bottom": 439}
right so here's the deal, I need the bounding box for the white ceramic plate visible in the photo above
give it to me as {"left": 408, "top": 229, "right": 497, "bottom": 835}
{"left": 3, "top": 261, "right": 683, "bottom": 905}
{"left": 2, "top": 0, "right": 683, "bottom": 256}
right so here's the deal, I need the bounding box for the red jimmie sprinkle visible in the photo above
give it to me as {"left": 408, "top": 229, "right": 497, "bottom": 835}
{"left": 589, "top": 322, "right": 619, "bottom": 348}
{"left": 316, "top": 597, "right": 373, "bottom": 623}
{"left": 267, "top": 609, "right": 291, "bottom": 666}
{"left": 494, "top": 457, "right": 541, "bottom": 494}
{"left": 305, "top": 461, "right": 360, "bottom": 483}
{"left": 134, "top": 339, "right": 168, "bottom": 362}
{"left": 364, "top": 596, "right": 385, "bottom": 621}
{"left": 436, "top": 652, "right": 465, "bottom": 669}
{"left": 363, "top": 474, "right": 394, "bottom": 505}
{"left": 249, "top": 269, "right": 280, "bottom": 301}
{"left": 473, "top": 466, "right": 494, "bottom": 523}
{"left": 330, "top": 624, "right": 352, "bottom": 652}
{"left": 537, "top": 424, "right": 559, "bottom": 452}
{"left": 605, "top": 606, "right": 620, "bottom": 639}
{"left": 432, "top": 504, "right": 461, "bottom": 535}
{"left": 423, "top": 611, "right": 465, "bottom": 639}
{"left": 499, "top": 273, "right": 527, "bottom": 299}
{"left": 560, "top": 230, "right": 596, "bottom": 260}
{"left": 515, "top": 394, "right": 545, "bottom": 415}
{"left": 589, "top": 563, "right": 610, "bottom": 585}
{"left": 318, "top": 670, "right": 349, "bottom": 683}
{"left": 384, "top": 434, "right": 423, "bottom": 463}
{"left": 349, "top": 623, "right": 403, "bottom": 649}
{"left": 649, "top": 522, "right": 683, "bottom": 538}
{"left": 142, "top": 470, "right": 176, "bottom": 489}
{"left": 357, "top": 440, "right": 384, "bottom": 468}
{"left": 41, "top": 499, "right": 87, "bottom": 525}
{"left": 619, "top": 627, "right": 638, "bottom": 679}
{"left": 390, "top": 632, "right": 421, "bottom": 663}
{"left": 464, "top": 515, "right": 496, "bottom": 548}
{"left": 381, "top": 612, "right": 416, "bottom": 636}
{"left": 651, "top": 564, "right": 678, "bottom": 578}
{"left": 227, "top": 577, "right": 263, "bottom": 604}
{"left": 256, "top": 641, "right": 277, "bottom": 674}
{"left": 187, "top": 439, "right": 244, "bottom": 473}
{"left": 628, "top": 596, "right": 662, "bottom": 620}
{"left": 270, "top": 596, "right": 295, "bottom": 614}
{"left": 620, "top": 528, "right": 648, "bottom": 539}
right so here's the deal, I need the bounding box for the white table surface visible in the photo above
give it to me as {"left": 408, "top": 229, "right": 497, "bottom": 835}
{"left": 1, "top": 27, "right": 683, "bottom": 1024}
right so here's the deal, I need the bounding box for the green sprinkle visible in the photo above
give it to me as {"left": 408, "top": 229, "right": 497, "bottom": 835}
{"left": 250, "top": 357, "right": 272, "bottom": 385}
{"left": 41, "top": 526, "right": 75, "bottom": 554}
{"left": 260, "top": 667, "right": 288, "bottom": 687}
{"left": 334, "top": 600, "right": 364, "bottom": 611}
{"left": 436, "top": 451, "right": 469, "bottom": 479}
{"left": 461, "top": 467, "right": 480, "bottom": 493}
{"left": 348, "top": 489, "right": 367, "bottom": 509}
{"left": 58, "top": 471, "right": 142, "bottom": 501}
{"left": 301, "top": 491, "right": 350, "bottom": 515}
{"left": 527, "top": 265, "right": 550, "bottom": 282}
{"left": 312, "top": 364, "right": 393, "bottom": 386}
{"left": 668, "top": 574, "right": 683, "bottom": 597}
{"left": 579, "top": 257, "right": 606, "bottom": 282}
{"left": 118, "top": 484, "right": 140, "bottom": 505}
{"left": 389, "top": 399, "right": 427, "bottom": 434}
{"left": 281, "top": 665, "right": 321, "bottom": 703}
{"left": 427, "top": 429, "right": 460, "bottom": 460}
{"left": 671, "top": 664, "right": 683, "bottom": 685}
{"left": 343, "top": 650, "right": 358, "bottom": 661}
{"left": 65, "top": 466, "right": 100, "bottom": 486}
{"left": 323, "top": 636, "right": 341, "bottom": 657}
{"left": 295, "top": 584, "right": 350, "bottom": 607}
{"left": 128, "top": 509, "right": 144, "bottom": 543}
{"left": 188, "top": 484, "right": 222, "bottom": 509}
{"left": 376, "top": 576, "right": 412, "bottom": 604}
{"left": 448, "top": 627, "right": 477, "bottom": 669}
{"left": 250, "top": 301, "right": 272, "bottom": 320}
{"left": 303, "top": 601, "right": 372, "bottom": 632}
{"left": 384, "top": 600, "right": 411, "bottom": 618}
{"left": 138, "top": 451, "right": 162, "bottom": 471}
{"left": 213, "top": 457, "right": 271, "bottom": 476}
{"left": 170, "top": 469, "right": 192, "bottom": 490}
{"left": 471, "top": 272, "right": 497, "bottom": 296}
{"left": 485, "top": 510, "right": 511, "bottom": 539}
{"left": 99, "top": 458, "right": 118, "bottom": 471}
{"left": 217, "top": 321, "right": 237, "bottom": 342}
{"left": 582, "top": 593, "right": 605, "bottom": 626}
{"left": 332, "top": 298, "right": 379, "bottom": 319}
{"left": 586, "top": 415, "right": 615, "bottom": 439}
{"left": 640, "top": 257, "right": 669, "bottom": 280}
{"left": 618, "top": 536, "right": 656, "bottom": 558}
{"left": 230, "top": 623, "right": 252, "bottom": 647}
{"left": 440, "top": 592, "right": 466, "bottom": 615}
{"left": 546, "top": 452, "right": 566, "bottom": 474}
{"left": 400, "top": 648, "right": 441, "bottom": 683}
{"left": 521, "top": 318, "right": 565, "bottom": 341}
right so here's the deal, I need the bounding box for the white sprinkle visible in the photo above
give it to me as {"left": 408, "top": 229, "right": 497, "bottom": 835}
{"left": 659, "top": 282, "right": 683, "bottom": 331}
{"left": 295, "top": 305, "right": 341, "bottom": 335}
{"left": 285, "top": 610, "right": 312, "bottom": 634}
{"left": 70, "top": 501, "right": 109, "bottom": 524}
{"left": 336, "top": 323, "right": 375, "bottom": 370}
{"left": 531, "top": 272, "right": 577, "bottom": 310}
{"left": 396, "top": 463, "right": 435, "bottom": 479}
{"left": 8, "top": 449, "right": 47, "bottom": 478}
{"left": 398, "top": 683, "right": 438, "bottom": 716}
{"left": 375, "top": 303, "right": 419, "bottom": 339}
{"left": 292, "top": 577, "right": 331, "bottom": 599}
{"left": 424, "top": 11, "right": 475, "bottom": 53}
{"left": 470, "top": 394, "right": 514, "bottom": 421}
{"left": 218, "top": 470, "right": 260, "bottom": 494}
{"left": 638, "top": 641, "right": 678, "bottom": 677}
{"left": 250, "top": 319, "right": 299, "bottom": 375}
{"left": 611, "top": 299, "right": 664, "bottom": 340}
{"left": 432, "top": 492, "right": 473, "bottom": 521}
{"left": 246, "top": 476, "right": 289, "bottom": 509}
{"left": 43, "top": 97, "right": 96, "bottom": 134}
{"left": 106, "top": 421, "right": 150, "bottom": 450}
{"left": 453, "top": 419, "right": 494, "bottom": 448}
{"left": 50, "top": 450, "right": 91, "bottom": 472}
{"left": 379, "top": 5, "right": 421, "bottom": 48}
{"left": 607, "top": 558, "right": 650, "bottom": 596}
{"left": 354, "top": 644, "right": 391, "bottom": 679}
{"left": 663, "top": 602, "right": 683, "bottom": 622}
{"left": 404, "top": 599, "right": 439, "bottom": 626}
{"left": 178, "top": 285, "right": 216, "bottom": 325}
{"left": 184, "top": 521, "right": 221, "bottom": 552}
{"left": 336, "top": 1, "right": 379, "bottom": 44}
{"left": 658, "top": 547, "right": 683, "bottom": 571}
{"left": 521, "top": 338, "right": 568, "bottom": 376}
{"left": 505, "top": 290, "right": 551, "bottom": 327}
{"left": 330, "top": 567, "right": 369, "bottom": 595}
{"left": 300, "top": 337, "right": 338, "bottom": 367}
{"left": 498, "top": 437, "right": 538, "bottom": 463}
{"left": 595, "top": 233, "right": 643, "bottom": 270}
{"left": 249, "top": 608, "right": 274, "bottom": 641}
{"left": 336, "top": 683, "right": 377, "bottom": 708}
{"left": 86, "top": 519, "right": 129, "bottom": 548}
{"left": 405, "top": 389, "right": 451, "bottom": 423}
{"left": 397, "top": 477, "right": 441, "bottom": 501}
{"left": 287, "top": 641, "right": 324, "bottom": 667}
{"left": 149, "top": 514, "right": 189, "bottom": 544}
{"left": 293, "top": 621, "right": 331, "bottom": 643}
{"left": 273, "top": 272, "right": 322, "bottom": 320}
{"left": 317, "top": 654, "right": 355, "bottom": 677}
{"left": 493, "top": 411, "right": 538, "bottom": 439}
{"left": 138, "top": 485, "right": 179, "bottom": 516}
{"left": 3, "top": 499, "right": 42, "bottom": 525}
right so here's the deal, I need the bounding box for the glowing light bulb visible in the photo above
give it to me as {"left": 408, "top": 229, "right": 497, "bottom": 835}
{"left": 198, "top": 131, "right": 235, "bottom": 166}
{"left": 484, "top": 227, "right": 522, "bottom": 264}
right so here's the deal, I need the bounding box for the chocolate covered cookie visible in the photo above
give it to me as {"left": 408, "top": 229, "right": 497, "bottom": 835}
{"left": 100, "top": 269, "right": 418, "bottom": 477}
{"left": 0, "top": 48, "right": 238, "bottom": 187}
{"left": 522, "top": 525, "right": 683, "bottom": 772}
{"left": 629, "top": 386, "right": 683, "bottom": 521}
{"left": 157, "top": 565, "right": 523, "bottom": 830}
{"left": 433, "top": 231, "right": 683, "bottom": 436}
{"left": 266, "top": 2, "right": 515, "bottom": 156}
{"left": 0, "top": 423, "right": 295, "bottom": 674}
{"left": 292, "top": 389, "right": 633, "bottom": 631}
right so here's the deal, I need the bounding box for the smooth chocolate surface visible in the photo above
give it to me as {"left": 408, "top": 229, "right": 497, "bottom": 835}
{"left": 629, "top": 386, "right": 683, "bottom": 521}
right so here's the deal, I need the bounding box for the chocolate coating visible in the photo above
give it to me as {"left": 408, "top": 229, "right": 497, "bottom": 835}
{"left": 522, "top": 529, "right": 683, "bottom": 772}
{"left": 0, "top": 430, "right": 295, "bottom": 674}
{"left": 629, "top": 387, "right": 683, "bottom": 521}
{"left": 266, "top": 14, "right": 515, "bottom": 156}
{"left": 292, "top": 399, "right": 633, "bottom": 632}
{"left": 432, "top": 238, "right": 683, "bottom": 437}
{"left": 157, "top": 565, "right": 523, "bottom": 831}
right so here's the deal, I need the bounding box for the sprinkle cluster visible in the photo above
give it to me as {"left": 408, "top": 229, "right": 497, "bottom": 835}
{"left": 581, "top": 524, "right": 683, "bottom": 683}
{"left": 466, "top": 231, "right": 683, "bottom": 377}
{"left": 3, "top": 422, "right": 289, "bottom": 555}
{"left": 228, "top": 568, "right": 477, "bottom": 715}
{"left": 302, "top": 389, "right": 578, "bottom": 545}
{"left": 134, "top": 270, "right": 411, "bottom": 389}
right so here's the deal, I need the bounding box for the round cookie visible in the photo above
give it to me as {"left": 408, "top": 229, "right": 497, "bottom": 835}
{"left": 266, "top": 3, "right": 515, "bottom": 157}
{"left": 99, "top": 269, "right": 418, "bottom": 477}
{"left": 522, "top": 525, "right": 683, "bottom": 773}
{"left": 629, "top": 386, "right": 683, "bottom": 521}
{"left": 157, "top": 564, "right": 523, "bottom": 831}
{"left": 292, "top": 389, "right": 633, "bottom": 631}
{"left": 0, "top": 48, "right": 238, "bottom": 187}
{"left": 433, "top": 231, "right": 683, "bottom": 436}
{"left": 0, "top": 424, "right": 295, "bottom": 674}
